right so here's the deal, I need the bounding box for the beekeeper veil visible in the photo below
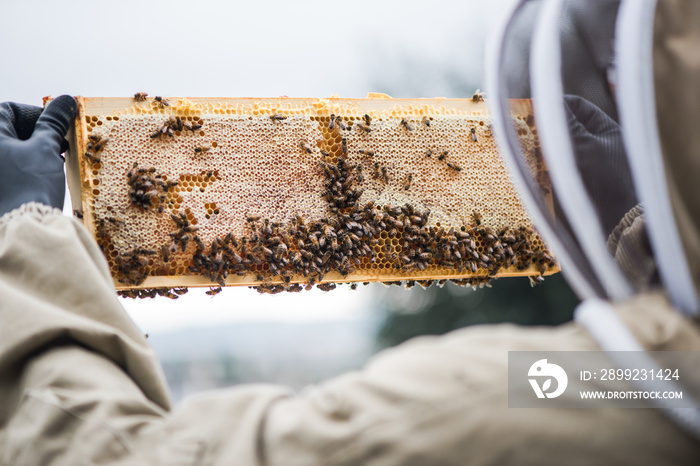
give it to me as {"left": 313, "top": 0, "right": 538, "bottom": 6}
{"left": 487, "top": 0, "right": 700, "bottom": 318}
{"left": 487, "top": 0, "right": 700, "bottom": 437}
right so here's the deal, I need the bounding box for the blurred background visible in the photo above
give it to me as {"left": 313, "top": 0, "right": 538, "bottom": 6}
{"left": 1, "top": 0, "right": 578, "bottom": 402}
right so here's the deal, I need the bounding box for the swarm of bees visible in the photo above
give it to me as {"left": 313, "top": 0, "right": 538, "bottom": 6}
{"left": 84, "top": 134, "right": 108, "bottom": 163}
{"left": 126, "top": 163, "right": 177, "bottom": 211}
{"left": 115, "top": 247, "right": 157, "bottom": 286}
{"left": 116, "top": 153, "right": 553, "bottom": 294}
{"left": 96, "top": 215, "right": 125, "bottom": 240}
{"left": 319, "top": 156, "right": 364, "bottom": 212}
{"left": 168, "top": 211, "right": 200, "bottom": 253}
{"left": 106, "top": 105, "right": 553, "bottom": 297}
{"left": 118, "top": 287, "right": 188, "bottom": 299}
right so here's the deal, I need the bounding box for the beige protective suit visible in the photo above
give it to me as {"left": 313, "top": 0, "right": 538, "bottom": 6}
{"left": 2, "top": 0, "right": 700, "bottom": 463}
{"left": 0, "top": 202, "right": 698, "bottom": 465}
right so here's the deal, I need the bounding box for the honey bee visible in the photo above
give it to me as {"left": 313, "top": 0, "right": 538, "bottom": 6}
{"left": 400, "top": 119, "right": 414, "bottom": 131}
{"left": 329, "top": 114, "right": 335, "bottom": 130}
{"left": 154, "top": 96, "right": 169, "bottom": 108}
{"left": 174, "top": 116, "right": 183, "bottom": 131}
{"left": 182, "top": 121, "right": 203, "bottom": 132}
{"left": 356, "top": 165, "right": 364, "bottom": 183}
{"left": 471, "top": 127, "right": 478, "bottom": 142}
{"left": 529, "top": 275, "right": 544, "bottom": 287}
{"left": 105, "top": 216, "right": 125, "bottom": 226}
{"left": 271, "top": 113, "right": 287, "bottom": 121}
{"left": 425, "top": 149, "right": 433, "bottom": 157}
{"left": 422, "top": 116, "right": 431, "bottom": 127}
{"left": 363, "top": 114, "right": 371, "bottom": 126}
{"left": 381, "top": 166, "right": 389, "bottom": 183}
{"left": 355, "top": 122, "right": 371, "bottom": 133}
{"left": 472, "top": 89, "right": 485, "bottom": 103}
{"left": 341, "top": 137, "right": 347, "bottom": 155}
{"left": 373, "top": 162, "right": 381, "bottom": 180}
{"left": 134, "top": 92, "right": 148, "bottom": 102}
{"left": 194, "top": 145, "right": 211, "bottom": 154}
{"left": 335, "top": 116, "right": 347, "bottom": 131}
{"left": 403, "top": 173, "right": 413, "bottom": 190}
{"left": 84, "top": 150, "right": 101, "bottom": 163}
{"left": 359, "top": 149, "right": 374, "bottom": 157}
{"left": 438, "top": 150, "right": 448, "bottom": 161}
{"left": 92, "top": 137, "right": 109, "bottom": 153}
{"left": 446, "top": 162, "right": 462, "bottom": 172}
{"left": 300, "top": 140, "right": 314, "bottom": 154}
{"left": 471, "top": 211, "right": 482, "bottom": 226}
{"left": 206, "top": 286, "right": 223, "bottom": 296}
{"left": 418, "top": 251, "right": 434, "bottom": 261}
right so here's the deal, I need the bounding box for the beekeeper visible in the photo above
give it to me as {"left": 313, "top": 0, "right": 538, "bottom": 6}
{"left": 0, "top": 0, "right": 698, "bottom": 464}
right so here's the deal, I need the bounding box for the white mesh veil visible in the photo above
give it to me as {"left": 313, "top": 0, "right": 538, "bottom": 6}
{"left": 487, "top": 0, "right": 700, "bottom": 438}
{"left": 488, "top": 0, "right": 647, "bottom": 301}
{"left": 488, "top": 0, "right": 613, "bottom": 300}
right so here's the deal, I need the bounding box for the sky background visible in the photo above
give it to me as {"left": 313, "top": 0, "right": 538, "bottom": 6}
{"left": 0, "top": 0, "right": 510, "bottom": 335}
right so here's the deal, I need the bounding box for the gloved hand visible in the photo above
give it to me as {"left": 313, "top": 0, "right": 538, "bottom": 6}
{"left": 564, "top": 95, "right": 637, "bottom": 236}
{"left": 0, "top": 95, "right": 77, "bottom": 216}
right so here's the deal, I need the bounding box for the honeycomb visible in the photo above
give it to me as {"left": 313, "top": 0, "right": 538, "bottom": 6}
{"left": 65, "top": 95, "right": 556, "bottom": 295}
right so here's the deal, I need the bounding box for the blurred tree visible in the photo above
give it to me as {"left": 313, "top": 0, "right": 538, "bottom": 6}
{"left": 374, "top": 274, "right": 579, "bottom": 350}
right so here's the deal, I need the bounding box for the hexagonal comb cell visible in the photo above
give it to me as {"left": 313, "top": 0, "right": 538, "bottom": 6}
{"left": 66, "top": 96, "right": 556, "bottom": 297}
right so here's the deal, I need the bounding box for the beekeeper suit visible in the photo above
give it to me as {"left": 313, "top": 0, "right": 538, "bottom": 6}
{"left": 0, "top": 0, "right": 699, "bottom": 464}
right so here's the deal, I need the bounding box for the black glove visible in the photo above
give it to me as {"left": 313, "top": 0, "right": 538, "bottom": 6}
{"left": 0, "top": 95, "right": 77, "bottom": 216}
{"left": 564, "top": 95, "right": 637, "bottom": 236}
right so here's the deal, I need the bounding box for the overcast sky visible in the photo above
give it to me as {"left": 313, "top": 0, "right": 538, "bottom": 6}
{"left": 1, "top": 0, "right": 509, "bottom": 333}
